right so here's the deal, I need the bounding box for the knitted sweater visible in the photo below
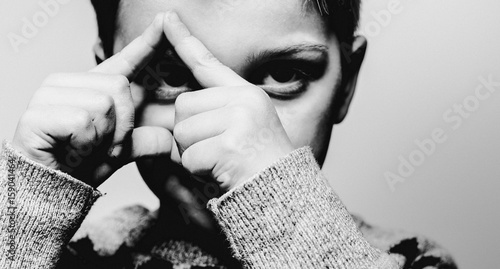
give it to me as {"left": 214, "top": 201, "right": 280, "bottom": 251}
{"left": 0, "top": 141, "right": 457, "bottom": 268}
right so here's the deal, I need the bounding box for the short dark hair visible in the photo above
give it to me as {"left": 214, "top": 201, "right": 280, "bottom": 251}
{"left": 90, "top": 0, "right": 361, "bottom": 57}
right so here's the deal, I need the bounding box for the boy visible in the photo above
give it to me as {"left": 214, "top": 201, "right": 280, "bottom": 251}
{"left": 0, "top": 0, "right": 456, "bottom": 268}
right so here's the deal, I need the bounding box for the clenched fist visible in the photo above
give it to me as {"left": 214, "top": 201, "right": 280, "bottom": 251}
{"left": 12, "top": 11, "right": 295, "bottom": 192}
{"left": 12, "top": 14, "right": 173, "bottom": 187}
{"left": 164, "top": 12, "right": 295, "bottom": 191}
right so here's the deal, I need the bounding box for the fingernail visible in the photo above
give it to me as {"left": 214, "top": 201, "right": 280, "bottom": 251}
{"left": 152, "top": 13, "right": 164, "bottom": 26}
{"left": 108, "top": 145, "right": 123, "bottom": 158}
{"left": 165, "top": 11, "right": 179, "bottom": 22}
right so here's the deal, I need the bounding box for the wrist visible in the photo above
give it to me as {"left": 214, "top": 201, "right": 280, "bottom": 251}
{"left": 227, "top": 143, "right": 295, "bottom": 191}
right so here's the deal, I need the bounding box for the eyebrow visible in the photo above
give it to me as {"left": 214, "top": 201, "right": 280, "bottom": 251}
{"left": 158, "top": 43, "right": 329, "bottom": 71}
{"left": 246, "top": 43, "right": 329, "bottom": 65}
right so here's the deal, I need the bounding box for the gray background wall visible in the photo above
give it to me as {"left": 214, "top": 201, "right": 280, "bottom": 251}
{"left": 1, "top": 0, "right": 499, "bottom": 267}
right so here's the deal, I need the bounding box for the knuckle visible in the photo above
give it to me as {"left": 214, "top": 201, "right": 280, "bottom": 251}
{"left": 94, "top": 94, "right": 115, "bottom": 114}
{"left": 19, "top": 107, "right": 41, "bottom": 127}
{"left": 175, "top": 92, "right": 192, "bottom": 111}
{"left": 173, "top": 123, "right": 190, "bottom": 147}
{"left": 110, "top": 75, "right": 130, "bottom": 92}
{"left": 197, "top": 51, "right": 221, "bottom": 67}
{"left": 175, "top": 30, "right": 195, "bottom": 49}
{"left": 36, "top": 86, "right": 52, "bottom": 95}
{"left": 221, "top": 135, "right": 240, "bottom": 153}
{"left": 30, "top": 87, "right": 51, "bottom": 106}
{"left": 244, "top": 86, "right": 268, "bottom": 102}
{"left": 181, "top": 148, "right": 195, "bottom": 171}
{"left": 255, "top": 87, "right": 270, "bottom": 100}
{"left": 173, "top": 122, "right": 185, "bottom": 140}
{"left": 191, "top": 52, "right": 223, "bottom": 77}
{"left": 71, "top": 110, "right": 93, "bottom": 131}
{"left": 231, "top": 105, "right": 252, "bottom": 120}
{"left": 42, "top": 72, "right": 64, "bottom": 86}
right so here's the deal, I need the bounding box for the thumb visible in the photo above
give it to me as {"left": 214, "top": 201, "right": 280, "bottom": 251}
{"left": 92, "top": 127, "right": 173, "bottom": 186}
{"left": 126, "top": 126, "right": 174, "bottom": 162}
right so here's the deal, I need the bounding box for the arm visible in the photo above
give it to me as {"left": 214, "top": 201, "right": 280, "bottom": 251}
{"left": 0, "top": 141, "right": 101, "bottom": 268}
{"left": 154, "top": 13, "right": 453, "bottom": 268}
{"left": 159, "top": 14, "right": 395, "bottom": 268}
{"left": 208, "top": 147, "right": 453, "bottom": 268}
{"left": 1, "top": 15, "right": 173, "bottom": 268}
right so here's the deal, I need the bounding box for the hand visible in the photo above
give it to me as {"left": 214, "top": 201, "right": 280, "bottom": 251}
{"left": 12, "top": 14, "right": 172, "bottom": 187}
{"left": 164, "top": 12, "right": 295, "bottom": 191}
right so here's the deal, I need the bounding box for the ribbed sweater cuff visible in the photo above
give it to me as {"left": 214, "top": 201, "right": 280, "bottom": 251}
{"left": 0, "top": 140, "right": 102, "bottom": 268}
{"left": 208, "top": 147, "right": 395, "bottom": 269}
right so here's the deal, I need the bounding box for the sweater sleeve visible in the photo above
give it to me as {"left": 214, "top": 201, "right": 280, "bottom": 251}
{"left": 207, "top": 146, "right": 401, "bottom": 269}
{"left": 0, "top": 141, "right": 102, "bottom": 268}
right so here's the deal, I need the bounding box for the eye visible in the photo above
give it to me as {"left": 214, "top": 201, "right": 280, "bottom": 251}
{"left": 157, "top": 63, "right": 192, "bottom": 88}
{"left": 264, "top": 68, "right": 301, "bottom": 84}
{"left": 251, "top": 60, "right": 325, "bottom": 100}
{"left": 137, "top": 60, "right": 200, "bottom": 102}
{"left": 137, "top": 63, "right": 191, "bottom": 88}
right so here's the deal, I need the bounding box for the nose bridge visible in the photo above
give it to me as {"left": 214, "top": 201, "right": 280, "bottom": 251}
{"left": 139, "top": 48, "right": 205, "bottom": 102}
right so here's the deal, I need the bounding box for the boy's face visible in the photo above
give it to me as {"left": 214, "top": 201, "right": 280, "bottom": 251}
{"left": 105, "top": 0, "right": 358, "bottom": 202}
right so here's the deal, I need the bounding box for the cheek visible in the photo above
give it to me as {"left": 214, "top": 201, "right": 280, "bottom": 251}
{"left": 277, "top": 99, "right": 334, "bottom": 166}
{"left": 276, "top": 54, "right": 341, "bottom": 159}
{"left": 278, "top": 99, "right": 332, "bottom": 151}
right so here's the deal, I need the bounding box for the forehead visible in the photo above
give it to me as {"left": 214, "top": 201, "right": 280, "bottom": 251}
{"left": 117, "top": 0, "right": 329, "bottom": 68}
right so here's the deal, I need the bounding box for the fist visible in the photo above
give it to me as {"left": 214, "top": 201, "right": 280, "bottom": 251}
{"left": 11, "top": 14, "right": 172, "bottom": 187}
{"left": 163, "top": 12, "right": 294, "bottom": 191}
{"left": 175, "top": 86, "right": 294, "bottom": 191}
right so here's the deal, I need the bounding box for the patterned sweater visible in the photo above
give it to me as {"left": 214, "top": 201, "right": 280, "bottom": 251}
{"left": 0, "top": 141, "right": 457, "bottom": 268}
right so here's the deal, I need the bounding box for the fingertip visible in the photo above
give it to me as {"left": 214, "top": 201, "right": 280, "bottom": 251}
{"left": 159, "top": 10, "right": 248, "bottom": 88}
{"left": 108, "top": 144, "right": 123, "bottom": 159}
{"left": 142, "top": 13, "right": 166, "bottom": 48}
{"left": 151, "top": 13, "right": 165, "bottom": 31}
{"left": 128, "top": 126, "right": 174, "bottom": 162}
{"left": 154, "top": 12, "right": 165, "bottom": 23}
{"left": 163, "top": 10, "right": 192, "bottom": 44}
{"left": 92, "top": 13, "right": 165, "bottom": 78}
{"left": 164, "top": 10, "right": 180, "bottom": 23}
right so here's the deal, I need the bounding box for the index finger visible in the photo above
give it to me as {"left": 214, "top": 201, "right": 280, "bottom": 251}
{"left": 91, "top": 13, "right": 165, "bottom": 81}
{"left": 162, "top": 11, "right": 250, "bottom": 88}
